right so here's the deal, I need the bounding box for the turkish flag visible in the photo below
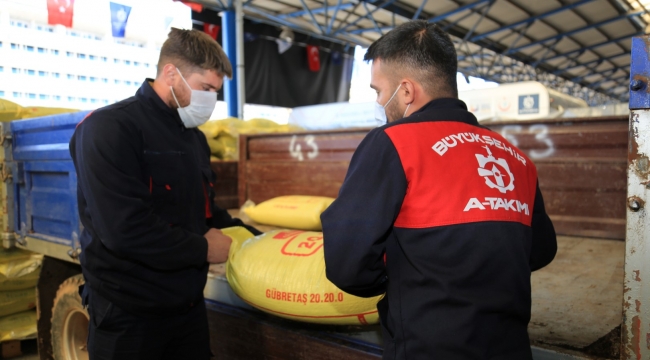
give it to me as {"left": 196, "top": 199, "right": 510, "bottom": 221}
{"left": 47, "top": 0, "right": 74, "bottom": 28}
{"left": 306, "top": 45, "right": 320, "bottom": 72}
{"left": 204, "top": 23, "right": 220, "bottom": 40}
{"left": 174, "top": 0, "right": 203, "bottom": 12}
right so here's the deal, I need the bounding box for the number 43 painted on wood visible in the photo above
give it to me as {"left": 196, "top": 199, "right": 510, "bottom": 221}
{"left": 289, "top": 135, "right": 319, "bottom": 161}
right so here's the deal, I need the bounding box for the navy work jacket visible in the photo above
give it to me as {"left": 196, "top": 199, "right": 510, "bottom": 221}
{"left": 322, "top": 98, "right": 557, "bottom": 360}
{"left": 70, "top": 80, "right": 259, "bottom": 316}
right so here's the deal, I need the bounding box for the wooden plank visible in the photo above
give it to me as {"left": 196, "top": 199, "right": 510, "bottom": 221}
{"left": 245, "top": 162, "right": 349, "bottom": 184}
{"left": 550, "top": 215, "right": 625, "bottom": 239}
{"left": 542, "top": 190, "right": 625, "bottom": 219}
{"left": 249, "top": 151, "right": 356, "bottom": 162}
{"left": 207, "top": 301, "right": 382, "bottom": 360}
{"left": 1, "top": 340, "right": 22, "bottom": 358}
{"left": 248, "top": 133, "right": 367, "bottom": 154}
{"left": 238, "top": 134, "right": 250, "bottom": 206}
{"left": 536, "top": 162, "right": 627, "bottom": 191}
{"left": 210, "top": 161, "right": 238, "bottom": 180}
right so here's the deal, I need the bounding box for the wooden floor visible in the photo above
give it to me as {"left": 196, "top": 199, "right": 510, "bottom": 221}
{"left": 529, "top": 236, "right": 624, "bottom": 357}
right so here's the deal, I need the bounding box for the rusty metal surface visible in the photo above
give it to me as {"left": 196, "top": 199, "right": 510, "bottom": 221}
{"left": 622, "top": 110, "right": 650, "bottom": 359}
{"left": 621, "top": 35, "right": 650, "bottom": 360}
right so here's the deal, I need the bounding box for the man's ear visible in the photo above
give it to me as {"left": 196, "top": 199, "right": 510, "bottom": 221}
{"left": 160, "top": 64, "right": 177, "bottom": 86}
{"left": 401, "top": 79, "right": 416, "bottom": 105}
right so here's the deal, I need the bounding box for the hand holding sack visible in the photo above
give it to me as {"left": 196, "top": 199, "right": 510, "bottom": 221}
{"left": 223, "top": 227, "right": 382, "bottom": 325}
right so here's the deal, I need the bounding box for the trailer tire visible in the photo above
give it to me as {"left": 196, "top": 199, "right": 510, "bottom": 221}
{"left": 51, "top": 274, "right": 89, "bottom": 360}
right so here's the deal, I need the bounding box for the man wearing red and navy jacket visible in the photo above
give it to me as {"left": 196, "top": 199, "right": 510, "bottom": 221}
{"left": 321, "top": 21, "right": 557, "bottom": 360}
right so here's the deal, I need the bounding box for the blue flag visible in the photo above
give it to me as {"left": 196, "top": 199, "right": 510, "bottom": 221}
{"left": 110, "top": 2, "right": 131, "bottom": 38}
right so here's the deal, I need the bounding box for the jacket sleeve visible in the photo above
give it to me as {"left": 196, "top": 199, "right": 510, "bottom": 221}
{"left": 529, "top": 182, "right": 557, "bottom": 271}
{"left": 70, "top": 111, "right": 208, "bottom": 271}
{"left": 197, "top": 131, "right": 262, "bottom": 236}
{"left": 321, "top": 129, "right": 407, "bottom": 298}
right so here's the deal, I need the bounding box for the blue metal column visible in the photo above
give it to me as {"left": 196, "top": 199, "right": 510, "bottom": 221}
{"left": 222, "top": 10, "right": 238, "bottom": 118}
{"left": 622, "top": 35, "right": 650, "bottom": 360}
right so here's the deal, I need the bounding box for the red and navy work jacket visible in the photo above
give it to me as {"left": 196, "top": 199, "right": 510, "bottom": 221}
{"left": 70, "top": 80, "right": 259, "bottom": 316}
{"left": 322, "top": 98, "right": 557, "bottom": 360}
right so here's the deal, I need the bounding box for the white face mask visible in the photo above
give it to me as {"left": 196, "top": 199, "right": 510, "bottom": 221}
{"left": 374, "top": 84, "right": 411, "bottom": 126}
{"left": 170, "top": 68, "right": 217, "bottom": 128}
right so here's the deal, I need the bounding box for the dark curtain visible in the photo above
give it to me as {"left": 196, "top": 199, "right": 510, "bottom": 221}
{"left": 192, "top": 10, "right": 354, "bottom": 107}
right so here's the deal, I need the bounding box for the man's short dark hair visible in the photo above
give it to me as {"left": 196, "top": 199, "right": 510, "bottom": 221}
{"left": 364, "top": 20, "right": 458, "bottom": 97}
{"left": 157, "top": 28, "right": 233, "bottom": 78}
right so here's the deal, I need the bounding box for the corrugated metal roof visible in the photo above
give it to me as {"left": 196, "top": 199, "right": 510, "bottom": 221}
{"left": 192, "top": 0, "right": 648, "bottom": 104}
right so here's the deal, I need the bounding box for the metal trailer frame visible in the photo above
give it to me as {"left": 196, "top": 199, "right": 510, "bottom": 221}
{"left": 622, "top": 35, "right": 650, "bottom": 360}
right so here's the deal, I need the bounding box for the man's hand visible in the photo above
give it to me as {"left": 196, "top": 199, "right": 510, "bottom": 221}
{"left": 205, "top": 228, "right": 232, "bottom": 263}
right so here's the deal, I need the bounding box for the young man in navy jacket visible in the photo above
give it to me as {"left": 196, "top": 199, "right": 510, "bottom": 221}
{"left": 321, "top": 21, "right": 557, "bottom": 360}
{"left": 70, "top": 29, "right": 259, "bottom": 360}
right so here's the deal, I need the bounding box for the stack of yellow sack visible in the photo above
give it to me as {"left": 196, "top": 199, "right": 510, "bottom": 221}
{"left": 199, "top": 118, "right": 303, "bottom": 160}
{"left": 223, "top": 226, "right": 382, "bottom": 325}
{"left": 0, "top": 99, "right": 78, "bottom": 122}
{"left": 242, "top": 196, "right": 334, "bottom": 231}
{"left": 0, "top": 249, "right": 42, "bottom": 341}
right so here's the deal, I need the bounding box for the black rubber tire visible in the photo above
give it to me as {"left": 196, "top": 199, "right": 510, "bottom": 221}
{"left": 50, "top": 274, "right": 89, "bottom": 360}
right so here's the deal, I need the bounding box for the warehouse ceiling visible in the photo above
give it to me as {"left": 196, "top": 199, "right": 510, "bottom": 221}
{"left": 189, "top": 0, "right": 649, "bottom": 105}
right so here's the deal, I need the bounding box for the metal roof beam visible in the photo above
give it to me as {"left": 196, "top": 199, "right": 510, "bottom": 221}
{"left": 544, "top": 32, "right": 642, "bottom": 62}
{"left": 333, "top": 0, "right": 398, "bottom": 35}
{"left": 428, "top": 0, "right": 492, "bottom": 24}
{"left": 553, "top": 52, "right": 627, "bottom": 74}
{"left": 348, "top": 0, "right": 492, "bottom": 34}
{"left": 279, "top": 2, "right": 355, "bottom": 18}
{"left": 412, "top": 0, "right": 428, "bottom": 20}
{"left": 298, "top": 0, "right": 325, "bottom": 34}
{"left": 326, "top": 0, "right": 344, "bottom": 34}
{"left": 470, "top": 0, "right": 595, "bottom": 43}
{"left": 243, "top": 5, "right": 362, "bottom": 45}
{"left": 505, "top": 11, "right": 643, "bottom": 55}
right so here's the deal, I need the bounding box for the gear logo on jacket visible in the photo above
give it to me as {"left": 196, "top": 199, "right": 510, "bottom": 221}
{"left": 476, "top": 146, "right": 515, "bottom": 194}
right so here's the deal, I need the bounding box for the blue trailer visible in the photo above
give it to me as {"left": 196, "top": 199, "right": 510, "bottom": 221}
{"left": 1, "top": 111, "right": 90, "bottom": 360}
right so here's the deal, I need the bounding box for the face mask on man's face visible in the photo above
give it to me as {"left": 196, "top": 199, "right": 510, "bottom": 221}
{"left": 374, "top": 83, "right": 411, "bottom": 126}
{"left": 170, "top": 68, "right": 217, "bottom": 128}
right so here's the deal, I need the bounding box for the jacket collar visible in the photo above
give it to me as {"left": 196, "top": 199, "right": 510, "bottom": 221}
{"left": 136, "top": 79, "right": 185, "bottom": 128}
{"left": 385, "top": 98, "right": 479, "bottom": 128}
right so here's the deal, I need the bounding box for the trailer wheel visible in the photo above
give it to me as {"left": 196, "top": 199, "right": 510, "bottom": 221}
{"left": 51, "top": 274, "right": 88, "bottom": 360}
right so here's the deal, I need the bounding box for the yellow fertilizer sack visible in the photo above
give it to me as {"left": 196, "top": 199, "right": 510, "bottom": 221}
{"left": 224, "top": 227, "right": 381, "bottom": 325}
{"left": 0, "top": 249, "right": 42, "bottom": 288}
{"left": 0, "top": 270, "right": 39, "bottom": 291}
{"left": 0, "top": 310, "right": 37, "bottom": 341}
{"left": 243, "top": 196, "right": 335, "bottom": 231}
{"left": 0, "top": 288, "right": 36, "bottom": 317}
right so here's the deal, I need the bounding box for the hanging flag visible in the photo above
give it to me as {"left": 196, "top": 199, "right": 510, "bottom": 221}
{"left": 331, "top": 51, "right": 343, "bottom": 66}
{"left": 276, "top": 39, "right": 292, "bottom": 54}
{"left": 307, "top": 45, "right": 321, "bottom": 72}
{"left": 244, "top": 32, "right": 258, "bottom": 42}
{"left": 110, "top": 2, "right": 132, "bottom": 38}
{"left": 174, "top": 0, "right": 203, "bottom": 12}
{"left": 204, "top": 23, "right": 220, "bottom": 40}
{"left": 47, "top": 0, "right": 75, "bottom": 28}
{"left": 163, "top": 16, "right": 174, "bottom": 31}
